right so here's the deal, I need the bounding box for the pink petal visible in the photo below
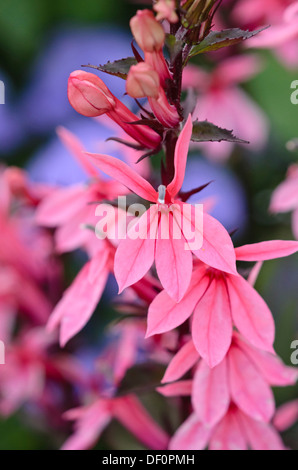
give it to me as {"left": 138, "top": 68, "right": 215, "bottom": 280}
{"left": 113, "top": 324, "right": 139, "bottom": 384}
{"left": 270, "top": 176, "right": 298, "bottom": 213}
{"left": 146, "top": 267, "right": 209, "bottom": 337}
{"left": 86, "top": 152, "right": 158, "bottom": 202}
{"left": 114, "top": 206, "right": 158, "bottom": 292}
{"left": 192, "top": 279, "right": 233, "bottom": 368}
{"left": 235, "top": 240, "right": 298, "bottom": 261}
{"left": 238, "top": 412, "right": 285, "bottom": 451}
{"left": 162, "top": 339, "right": 199, "bottom": 383}
{"left": 112, "top": 396, "right": 169, "bottom": 450}
{"left": 215, "top": 54, "right": 261, "bottom": 88}
{"left": 169, "top": 413, "right": 211, "bottom": 450}
{"left": 247, "top": 261, "right": 263, "bottom": 286}
{"left": 155, "top": 210, "right": 192, "bottom": 302}
{"left": 54, "top": 205, "right": 95, "bottom": 253}
{"left": 187, "top": 209, "right": 237, "bottom": 275}
{"left": 273, "top": 400, "right": 298, "bottom": 432}
{"left": 157, "top": 380, "right": 193, "bottom": 397}
{"left": 228, "top": 275, "right": 275, "bottom": 352}
{"left": 36, "top": 185, "right": 86, "bottom": 227}
{"left": 167, "top": 115, "right": 193, "bottom": 198}
{"left": 228, "top": 344, "right": 275, "bottom": 422}
{"left": 62, "top": 400, "right": 111, "bottom": 450}
{"left": 192, "top": 359, "right": 230, "bottom": 427}
{"left": 235, "top": 336, "right": 298, "bottom": 387}
{"left": 57, "top": 126, "right": 98, "bottom": 178}
{"left": 209, "top": 408, "right": 247, "bottom": 450}
{"left": 47, "top": 251, "right": 109, "bottom": 346}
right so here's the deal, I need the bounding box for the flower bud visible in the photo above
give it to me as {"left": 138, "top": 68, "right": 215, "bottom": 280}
{"left": 130, "top": 10, "right": 165, "bottom": 52}
{"left": 126, "top": 63, "right": 160, "bottom": 99}
{"left": 68, "top": 70, "right": 116, "bottom": 117}
{"left": 154, "top": 0, "right": 179, "bottom": 24}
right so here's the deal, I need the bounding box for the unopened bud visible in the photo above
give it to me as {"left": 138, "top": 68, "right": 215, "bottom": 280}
{"left": 68, "top": 70, "right": 116, "bottom": 117}
{"left": 126, "top": 63, "right": 160, "bottom": 99}
{"left": 130, "top": 9, "right": 165, "bottom": 52}
{"left": 154, "top": 0, "right": 179, "bottom": 23}
{"left": 182, "top": 0, "right": 217, "bottom": 28}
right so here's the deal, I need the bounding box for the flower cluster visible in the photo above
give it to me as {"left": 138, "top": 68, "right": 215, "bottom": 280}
{"left": 1, "top": 0, "right": 298, "bottom": 450}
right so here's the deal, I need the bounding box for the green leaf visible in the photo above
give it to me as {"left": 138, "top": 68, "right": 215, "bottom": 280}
{"left": 83, "top": 57, "right": 138, "bottom": 80}
{"left": 191, "top": 120, "right": 249, "bottom": 144}
{"left": 189, "top": 28, "right": 265, "bottom": 56}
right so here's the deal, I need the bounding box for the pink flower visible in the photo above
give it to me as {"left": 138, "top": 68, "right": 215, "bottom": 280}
{"left": 147, "top": 240, "right": 298, "bottom": 366}
{"left": 274, "top": 399, "right": 298, "bottom": 432}
{"left": 68, "top": 70, "right": 161, "bottom": 149}
{"left": 86, "top": 116, "right": 237, "bottom": 302}
{"left": 154, "top": 0, "right": 179, "bottom": 23}
{"left": 169, "top": 404, "right": 286, "bottom": 450}
{"left": 0, "top": 328, "right": 88, "bottom": 416}
{"left": 130, "top": 9, "right": 172, "bottom": 85}
{"left": 161, "top": 332, "right": 297, "bottom": 427}
{"left": 62, "top": 395, "right": 169, "bottom": 450}
{"left": 233, "top": 0, "right": 298, "bottom": 67}
{"left": 126, "top": 62, "right": 180, "bottom": 128}
{"left": 182, "top": 55, "right": 269, "bottom": 161}
{"left": 270, "top": 163, "right": 298, "bottom": 239}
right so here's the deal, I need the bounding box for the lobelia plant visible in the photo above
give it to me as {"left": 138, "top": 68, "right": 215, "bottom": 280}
{"left": 32, "top": 0, "right": 298, "bottom": 450}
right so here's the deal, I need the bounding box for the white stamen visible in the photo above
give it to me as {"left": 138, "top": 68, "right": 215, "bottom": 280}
{"left": 158, "top": 185, "right": 166, "bottom": 204}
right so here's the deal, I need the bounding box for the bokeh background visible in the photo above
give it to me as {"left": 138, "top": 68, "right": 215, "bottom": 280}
{"left": 0, "top": 0, "right": 297, "bottom": 449}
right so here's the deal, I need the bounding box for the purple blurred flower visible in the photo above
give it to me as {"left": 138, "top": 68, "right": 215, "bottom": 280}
{"left": 26, "top": 117, "right": 126, "bottom": 186}
{"left": 20, "top": 25, "right": 132, "bottom": 134}
{"left": 182, "top": 156, "right": 248, "bottom": 236}
{"left": 0, "top": 71, "right": 24, "bottom": 154}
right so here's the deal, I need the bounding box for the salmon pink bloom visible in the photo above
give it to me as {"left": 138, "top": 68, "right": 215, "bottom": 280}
{"left": 161, "top": 332, "right": 297, "bottom": 427}
{"left": 126, "top": 62, "right": 180, "bottom": 128}
{"left": 36, "top": 128, "right": 132, "bottom": 345}
{"left": 0, "top": 328, "right": 88, "bottom": 416}
{"left": 234, "top": 0, "right": 298, "bottom": 67}
{"left": 270, "top": 163, "right": 298, "bottom": 239}
{"left": 154, "top": 0, "right": 179, "bottom": 23}
{"left": 147, "top": 240, "right": 298, "bottom": 366}
{"left": 68, "top": 70, "right": 161, "bottom": 149}
{"left": 169, "top": 404, "right": 286, "bottom": 450}
{"left": 274, "top": 399, "right": 298, "bottom": 432}
{"left": 183, "top": 55, "right": 269, "bottom": 161}
{"left": 130, "top": 9, "right": 172, "bottom": 85}
{"left": 62, "top": 394, "right": 169, "bottom": 450}
{"left": 86, "top": 116, "right": 237, "bottom": 302}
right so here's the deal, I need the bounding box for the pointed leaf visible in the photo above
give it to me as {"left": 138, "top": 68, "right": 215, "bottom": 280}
{"left": 84, "top": 57, "right": 138, "bottom": 80}
{"left": 190, "top": 28, "right": 266, "bottom": 57}
{"left": 191, "top": 120, "right": 248, "bottom": 144}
